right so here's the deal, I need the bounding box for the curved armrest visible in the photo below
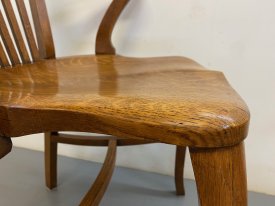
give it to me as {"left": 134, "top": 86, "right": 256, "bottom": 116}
{"left": 96, "top": 0, "right": 130, "bottom": 55}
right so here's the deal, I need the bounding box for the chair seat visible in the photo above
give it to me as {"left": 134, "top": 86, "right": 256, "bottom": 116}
{"left": 0, "top": 55, "right": 249, "bottom": 147}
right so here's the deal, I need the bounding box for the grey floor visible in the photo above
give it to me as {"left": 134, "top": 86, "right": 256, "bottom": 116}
{"left": 0, "top": 148, "right": 274, "bottom": 206}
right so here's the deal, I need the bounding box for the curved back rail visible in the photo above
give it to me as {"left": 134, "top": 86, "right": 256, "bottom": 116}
{"left": 0, "top": 0, "right": 130, "bottom": 66}
{"left": 96, "top": 0, "right": 129, "bottom": 55}
{"left": 0, "top": 0, "right": 55, "bottom": 67}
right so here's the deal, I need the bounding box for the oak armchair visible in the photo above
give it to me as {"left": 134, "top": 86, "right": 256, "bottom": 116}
{"left": 0, "top": 0, "right": 250, "bottom": 206}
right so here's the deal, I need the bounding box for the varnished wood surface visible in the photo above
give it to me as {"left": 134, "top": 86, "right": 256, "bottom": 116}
{"left": 0, "top": 9, "right": 21, "bottom": 65}
{"left": 190, "top": 142, "right": 247, "bottom": 206}
{"left": 2, "top": 0, "right": 31, "bottom": 63}
{"left": 16, "top": 0, "right": 41, "bottom": 61}
{"left": 45, "top": 132, "right": 155, "bottom": 191}
{"left": 0, "top": 0, "right": 54, "bottom": 67}
{"left": 51, "top": 133, "right": 155, "bottom": 146}
{"left": 45, "top": 132, "right": 58, "bottom": 189}
{"left": 0, "top": 55, "right": 249, "bottom": 147}
{"left": 96, "top": 0, "right": 129, "bottom": 54}
{"left": 0, "top": 0, "right": 249, "bottom": 205}
{"left": 29, "top": 0, "right": 55, "bottom": 59}
{"left": 80, "top": 139, "right": 117, "bottom": 206}
{"left": 175, "top": 146, "right": 186, "bottom": 195}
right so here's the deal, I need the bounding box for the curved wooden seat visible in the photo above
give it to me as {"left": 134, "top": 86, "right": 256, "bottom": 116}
{"left": 0, "top": 55, "right": 249, "bottom": 147}
{"left": 0, "top": 0, "right": 250, "bottom": 205}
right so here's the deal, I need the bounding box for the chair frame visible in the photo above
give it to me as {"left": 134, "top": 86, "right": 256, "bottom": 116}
{"left": 45, "top": 0, "right": 187, "bottom": 197}
{"left": 0, "top": 0, "right": 249, "bottom": 205}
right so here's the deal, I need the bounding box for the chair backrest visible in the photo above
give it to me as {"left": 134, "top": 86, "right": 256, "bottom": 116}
{"left": 0, "top": 0, "right": 129, "bottom": 67}
{"left": 0, "top": 0, "right": 55, "bottom": 67}
{"left": 96, "top": 0, "right": 129, "bottom": 55}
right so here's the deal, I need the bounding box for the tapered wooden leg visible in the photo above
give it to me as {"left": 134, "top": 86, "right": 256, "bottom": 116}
{"left": 175, "top": 146, "right": 186, "bottom": 195}
{"left": 189, "top": 142, "right": 247, "bottom": 206}
{"left": 0, "top": 136, "right": 12, "bottom": 159}
{"left": 45, "top": 132, "right": 58, "bottom": 189}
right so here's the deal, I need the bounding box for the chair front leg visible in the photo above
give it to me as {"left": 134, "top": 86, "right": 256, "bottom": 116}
{"left": 45, "top": 132, "right": 58, "bottom": 189}
{"left": 189, "top": 142, "right": 247, "bottom": 206}
{"left": 175, "top": 146, "right": 186, "bottom": 195}
{"left": 0, "top": 136, "right": 12, "bottom": 159}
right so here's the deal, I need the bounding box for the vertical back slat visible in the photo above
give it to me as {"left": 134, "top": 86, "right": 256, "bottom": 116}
{"left": 16, "top": 0, "right": 40, "bottom": 61}
{"left": 0, "top": 42, "right": 10, "bottom": 66}
{"left": 0, "top": 11, "right": 20, "bottom": 65}
{"left": 29, "top": 0, "right": 55, "bottom": 59}
{"left": 1, "top": 0, "right": 31, "bottom": 63}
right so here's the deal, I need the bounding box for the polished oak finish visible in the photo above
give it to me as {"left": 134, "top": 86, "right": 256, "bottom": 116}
{"left": 16, "top": 0, "right": 40, "bottom": 61}
{"left": 96, "top": 0, "right": 129, "bottom": 55}
{"left": 80, "top": 139, "right": 117, "bottom": 206}
{"left": 0, "top": 0, "right": 250, "bottom": 205}
{"left": 46, "top": 0, "right": 185, "bottom": 195}
{"left": 45, "top": 132, "right": 57, "bottom": 189}
{"left": 175, "top": 146, "right": 186, "bottom": 195}
{"left": 0, "top": 0, "right": 54, "bottom": 66}
{"left": 2, "top": 0, "right": 31, "bottom": 63}
{"left": 50, "top": 133, "right": 155, "bottom": 147}
{"left": 190, "top": 142, "right": 247, "bottom": 206}
{"left": 0, "top": 55, "right": 249, "bottom": 147}
{"left": 29, "top": 0, "right": 55, "bottom": 59}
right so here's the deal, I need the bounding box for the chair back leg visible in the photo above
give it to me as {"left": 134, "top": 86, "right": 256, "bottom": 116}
{"left": 175, "top": 146, "right": 186, "bottom": 195}
{"left": 45, "top": 132, "right": 58, "bottom": 189}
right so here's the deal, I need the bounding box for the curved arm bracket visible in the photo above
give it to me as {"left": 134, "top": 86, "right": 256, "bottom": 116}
{"left": 80, "top": 139, "right": 117, "bottom": 205}
{"left": 95, "top": 0, "right": 130, "bottom": 55}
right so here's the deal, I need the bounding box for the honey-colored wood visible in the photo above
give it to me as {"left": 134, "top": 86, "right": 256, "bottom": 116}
{"left": 0, "top": 55, "right": 250, "bottom": 147}
{"left": 0, "top": 0, "right": 54, "bottom": 65}
{"left": 29, "top": 0, "right": 55, "bottom": 59}
{"left": 0, "top": 136, "right": 12, "bottom": 159}
{"left": 175, "top": 146, "right": 186, "bottom": 195}
{"left": 0, "top": 1, "right": 250, "bottom": 205}
{"left": 45, "top": 132, "right": 155, "bottom": 190}
{"left": 190, "top": 142, "right": 247, "bottom": 206}
{"left": 0, "top": 10, "right": 20, "bottom": 65}
{"left": 1, "top": 0, "right": 31, "bottom": 63}
{"left": 0, "top": 42, "right": 10, "bottom": 67}
{"left": 47, "top": 0, "right": 186, "bottom": 197}
{"left": 16, "top": 0, "right": 40, "bottom": 61}
{"left": 80, "top": 139, "right": 117, "bottom": 206}
{"left": 96, "top": 0, "right": 129, "bottom": 54}
{"left": 51, "top": 133, "right": 155, "bottom": 146}
{"left": 45, "top": 132, "right": 58, "bottom": 189}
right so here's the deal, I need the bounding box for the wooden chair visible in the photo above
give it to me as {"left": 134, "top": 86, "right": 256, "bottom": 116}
{"left": 0, "top": 0, "right": 250, "bottom": 206}
{"left": 44, "top": 0, "right": 186, "bottom": 196}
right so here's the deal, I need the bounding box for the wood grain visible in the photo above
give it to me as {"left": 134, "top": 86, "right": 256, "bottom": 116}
{"left": 96, "top": 0, "right": 129, "bottom": 54}
{"left": 80, "top": 139, "right": 117, "bottom": 206}
{"left": 16, "top": 0, "right": 40, "bottom": 61}
{"left": 175, "top": 146, "right": 186, "bottom": 195}
{"left": 50, "top": 132, "right": 155, "bottom": 146}
{"left": 0, "top": 0, "right": 54, "bottom": 66}
{"left": 0, "top": 55, "right": 250, "bottom": 147}
{"left": 1, "top": 0, "right": 31, "bottom": 63}
{"left": 190, "top": 142, "right": 247, "bottom": 206}
{"left": 45, "top": 132, "right": 154, "bottom": 190}
{"left": 0, "top": 42, "right": 10, "bottom": 67}
{"left": 45, "top": 132, "right": 58, "bottom": 189}
{"left": 0, "top": 10, "right": 20, "bottom": 65}
{"left": 30, "top": 0, "right": 55, "bottom": 59}
{"left": 0, "top": 1, "right": 249, "bottom": 205}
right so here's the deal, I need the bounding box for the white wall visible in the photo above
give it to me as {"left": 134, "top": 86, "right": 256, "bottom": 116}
{"left": 13, "top": 0, "right": 275, "bottom": 195}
